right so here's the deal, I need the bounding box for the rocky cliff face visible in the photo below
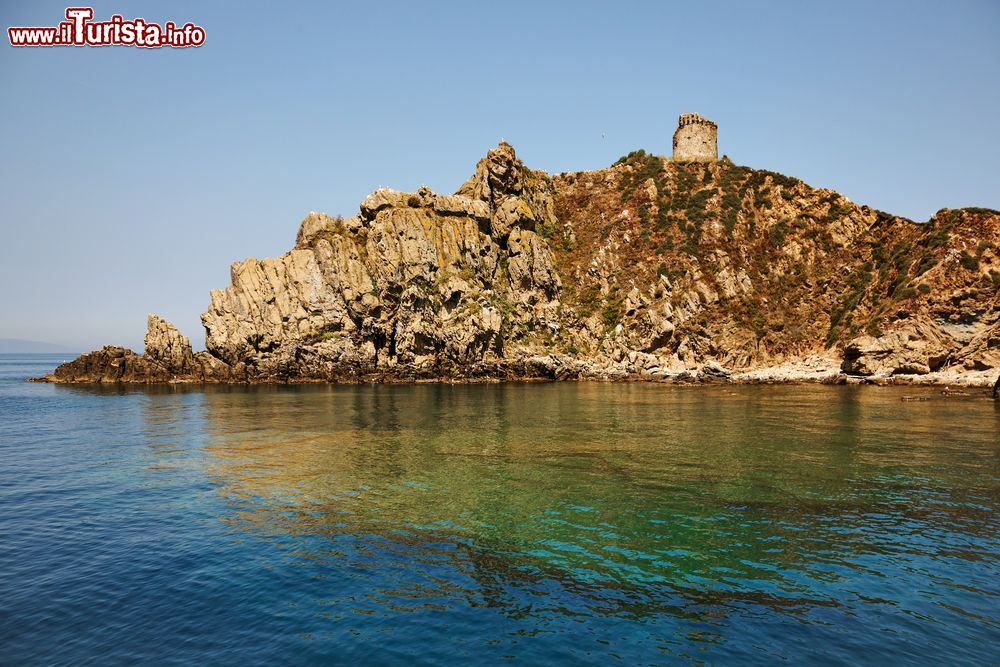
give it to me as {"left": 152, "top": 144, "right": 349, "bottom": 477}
{"left": 196, "top": 141, "right": 565, "bottom": 382}
{"left": 39, "top": 143, "right": 1000, "bottom": 385}
{"left": 547, "top": 153, "right": 999, "bottom": 382}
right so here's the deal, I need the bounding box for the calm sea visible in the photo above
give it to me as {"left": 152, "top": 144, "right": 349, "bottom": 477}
{"left": 1, "top": 353, "right": 999, "bottom": 665}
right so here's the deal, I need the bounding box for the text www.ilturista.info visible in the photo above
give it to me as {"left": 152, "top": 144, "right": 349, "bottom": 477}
{"left": 8, "top": 7, "right": 205, "bottom": 48}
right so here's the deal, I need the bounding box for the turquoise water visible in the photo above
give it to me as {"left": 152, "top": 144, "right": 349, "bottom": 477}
{"left": 1, "top": 354, "right": 999, "bottom": 665}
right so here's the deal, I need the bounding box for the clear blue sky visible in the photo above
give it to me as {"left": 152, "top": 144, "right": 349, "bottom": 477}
{"left": 2, "top": 0, "right": 998, "bottom": 351}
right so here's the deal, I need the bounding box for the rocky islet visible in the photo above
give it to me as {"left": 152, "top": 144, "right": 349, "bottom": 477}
{"left": 38, "top": 140, "right": 1000, "bottom": 387}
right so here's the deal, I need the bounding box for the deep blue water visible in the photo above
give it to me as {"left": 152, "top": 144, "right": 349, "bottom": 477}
{"left": 1, "top": 353, "right": 999, "bottom": 665}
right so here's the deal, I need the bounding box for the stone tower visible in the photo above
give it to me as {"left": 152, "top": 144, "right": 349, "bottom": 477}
{"left": 672, "top": 113, "right": 718, "bottom": 161}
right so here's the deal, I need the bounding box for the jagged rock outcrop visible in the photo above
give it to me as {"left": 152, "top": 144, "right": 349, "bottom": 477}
{"left": 132, "top": 141, "right": 562, "bottom": 383}
{"left": 39, "top": 314, "right": 231, "bottom": 384}
{"left": 47, "top": 345, "right": 172, "bottom": 383}
{"left": 145, "top": 314, "right": 196, "bottom": 373}
{"left": 36, "top": 142, "right": 1000, "bottom": 387}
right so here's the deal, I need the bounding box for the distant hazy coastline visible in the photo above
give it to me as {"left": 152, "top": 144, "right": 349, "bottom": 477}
{"left": 0, "top": 339, "right": 80, "bottom": 354}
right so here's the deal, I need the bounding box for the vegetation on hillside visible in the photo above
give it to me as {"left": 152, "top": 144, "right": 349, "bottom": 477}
{"left": 546, "top": 151, "right": 999, "bottom": 366}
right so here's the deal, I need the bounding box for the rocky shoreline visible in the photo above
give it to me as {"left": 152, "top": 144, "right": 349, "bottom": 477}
{"left": 35, "top": 141, "right": 999, "bottom": 389}
{"left": 31, "top": 331, "right": 998, "bottom": 393}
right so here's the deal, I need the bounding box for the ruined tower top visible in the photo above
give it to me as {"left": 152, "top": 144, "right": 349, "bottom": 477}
{"left": 672, "top": 113, "right": 718, "bottom": 162}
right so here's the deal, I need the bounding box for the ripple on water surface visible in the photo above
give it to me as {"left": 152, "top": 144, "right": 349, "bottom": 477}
{"left": 1, "top": 355, "right": 999, "bottom": 665}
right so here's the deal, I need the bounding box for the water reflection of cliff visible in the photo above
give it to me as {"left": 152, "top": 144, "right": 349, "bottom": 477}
{"left": 146, "top": 383, "right": 1000, "bottom": 622}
